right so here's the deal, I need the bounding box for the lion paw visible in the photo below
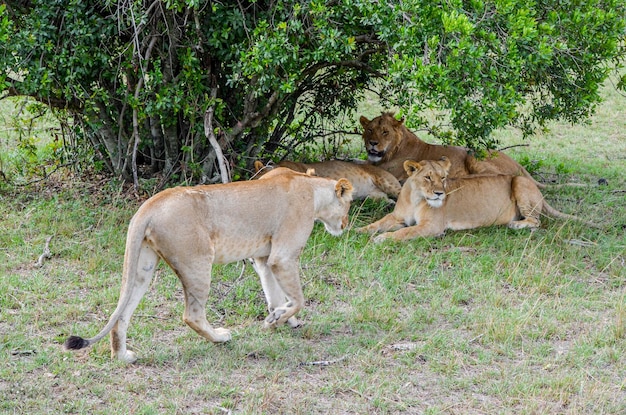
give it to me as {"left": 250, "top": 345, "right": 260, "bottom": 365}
{"left": 287, "top": 316, "right": 301, "bottom": 328}
{"left": 373, "top": 233, "right": 391, "bottom": 243}
{"left": 213, "top": 327, "right": 232, "bottom": 343}
{"left": 508, "top": 220, "right": 539, "bottom": 230}
{"left": 117, "top": 350, "right": 138, "bottom": 364}
{"left": 264, "top": 308, "right": 288, "bottom": 328}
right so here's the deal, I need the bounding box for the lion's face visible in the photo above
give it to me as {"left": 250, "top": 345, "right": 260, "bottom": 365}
{"left": 317, "top": 178, "right": 353, "bottom": 236}
{"left": 360, "top": 113, "right": 405, "bottom": 163}
{"left": 403, "top": 157, "right": 451, "bottom": 208}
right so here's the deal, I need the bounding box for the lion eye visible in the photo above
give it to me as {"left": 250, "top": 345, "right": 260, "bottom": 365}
{"left": 382, "top": 130, "right": 388, "bottom": 136}
{"left": 367, "top": 129, "right": 372, "bottom": 134}
{"left": 425, "top": 175, "right": 431, "bottom": 181}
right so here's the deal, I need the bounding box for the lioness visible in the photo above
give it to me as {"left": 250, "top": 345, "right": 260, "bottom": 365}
{"left": 64, "top": 168, "right": 353, "bottom": 363}
{"left": 357, "top": 157, "right": 582, "bottom": 242}
{"left": 360, "top": 112, "right": 539, "bottom": 183}
{"left": 254, "top": 160, "right": 401, "bottom": 203}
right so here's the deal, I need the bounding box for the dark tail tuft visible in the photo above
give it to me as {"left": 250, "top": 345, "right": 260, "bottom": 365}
{"left": 64, "top": 335, "right": 90, "bottom": 350}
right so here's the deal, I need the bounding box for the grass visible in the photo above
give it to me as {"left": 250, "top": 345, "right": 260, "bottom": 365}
{"left": 1, "top": 82, "right": 625, "bottom": 414}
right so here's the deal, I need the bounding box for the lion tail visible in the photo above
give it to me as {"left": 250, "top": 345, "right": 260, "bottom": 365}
{"left": 541, "top": 200, "right": 599, "bottom": 228}
{"left": 64, "top": 210, "right": 152, "bottom": 351}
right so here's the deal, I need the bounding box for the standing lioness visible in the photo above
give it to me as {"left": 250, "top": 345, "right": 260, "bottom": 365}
{"left": 65, "top": 168, "right": 353, "bottom": 363}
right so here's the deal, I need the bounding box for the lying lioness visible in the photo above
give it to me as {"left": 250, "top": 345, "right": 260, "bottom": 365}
{"left": 254, "top": 160, "right": 401, "bottom": 203}
{"left": 357, "top": 157, "right": 582, "bottom": 242}
{"left": 64, "top": 168, "right": 353, "bottom": 363}
{"left": 360, "top": 112, "right": 540, "bottom": 184}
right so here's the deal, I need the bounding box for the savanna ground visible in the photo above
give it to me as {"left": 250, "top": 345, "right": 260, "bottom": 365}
{"left": 1, "top": 82, "right": 625, "bottom": 414}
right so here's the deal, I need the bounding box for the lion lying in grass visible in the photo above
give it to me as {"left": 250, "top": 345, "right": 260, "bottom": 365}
{"left": 357, "top": 157, "right": 584, "bottom": 242}
{"left": 360, "top": 112, "right": 541, "bottom": 184}
{"left": 64, "top": 168, "right": 353, "bottom": 363}
{"left": 254, "top": 159, "right": 401, "bottom": 203}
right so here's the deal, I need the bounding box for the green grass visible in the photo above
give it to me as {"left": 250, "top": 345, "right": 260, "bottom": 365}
{"left": 1, "top": 82, "right": 625, "bottom": 414}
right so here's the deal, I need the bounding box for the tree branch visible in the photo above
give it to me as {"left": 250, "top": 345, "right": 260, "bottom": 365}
{"left": 35, "top": 235, "right": 54, "bottom": 268}
{"left": 229, "top": 90, "right": 280, "bottom": 139}
{"left": 130, "top": 34, "right": 159, "bottom": 192}
{"left": 204, "top": 88, "right": 230, "bottom": 184}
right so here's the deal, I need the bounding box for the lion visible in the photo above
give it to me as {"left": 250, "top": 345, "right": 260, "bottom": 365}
{"left": 64, "top": 168, "right": 353, "bottom": 363}
{"left": 360, "top": 112, "right": 541, "bottom": 184}
{"left": 357, "top": 157, "right": 584, "bottom": 242}
{"left": 254, "top": 159, "right": 401, "bottom": 203}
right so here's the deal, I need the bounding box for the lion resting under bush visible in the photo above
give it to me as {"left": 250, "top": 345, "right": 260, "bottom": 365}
{"left": 64, "top": 168, "right": 353, "bottom": 363}
{"left": 357, "top": 157, "right": 583, "bottom": 242}
{"left": 254, "top": 160, "right": 400, "bottom": 203}
{"left": 360, "top": 112, "right": 540, "bottom": 184}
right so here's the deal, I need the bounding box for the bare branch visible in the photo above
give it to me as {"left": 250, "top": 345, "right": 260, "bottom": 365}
{"left": 229, "top": 90, "right": 281, "bottom": 139}
{"left": 35, "top": 235, "right": 54, "bottom": 268}
{"left": 205, "top": 89, "right": 231, "bottom": 184}
{"left": 130, "top": 34, "right": 160, "bottom": 192}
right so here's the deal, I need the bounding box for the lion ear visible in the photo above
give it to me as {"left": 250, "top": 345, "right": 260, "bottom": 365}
{"left": 359, "top": 115, "right": 370, "bottom": 128}
{"left": 335, "top": 178, "right": 353, "bottom": 200}
{"left": 439, "top": 156, "right": 452, "bottom": 172}
{"left": 403, "top": 160, "right": 423, "bottom": 176}
{"left": 253, "top": 160, "right": 264, "bottom": 173}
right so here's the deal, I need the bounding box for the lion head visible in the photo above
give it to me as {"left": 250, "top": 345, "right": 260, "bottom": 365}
{"left": 360, "top": 112, "right": 405, "bottom": 163}
{"left": 403, "top": 157, "right": 451, "bottom": 208}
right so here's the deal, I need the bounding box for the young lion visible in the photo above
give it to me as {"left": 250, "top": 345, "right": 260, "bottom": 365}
{"left": 357, "top": 157, "right": 582, "bottom": 242}
{"left": 254, "top": 159, "right": 401, "bottom": 203}
{"left": 64, "top": 168, "right": 353, "bottom": 363}
{"left": 360, "top": 112, "right": 540, "bottom": 184}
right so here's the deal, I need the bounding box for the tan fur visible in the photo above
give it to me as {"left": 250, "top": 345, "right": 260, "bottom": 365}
{"left": 64, "top": 168, "right": 353, "bottom": 363}
{"left": 357, "top": 157, "right": 582, "bottom": 242}
{"left": 360, "top": 112, "right": 541, "bottom": 184}
{"left": 254, "top": 159, "right": 401, "bottom": 203}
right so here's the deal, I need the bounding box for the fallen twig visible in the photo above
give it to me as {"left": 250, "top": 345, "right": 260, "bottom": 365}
{"left": 565, "top": 239, "right": 597, "bottom": 247}
{"left": 34, "top": 235, "right": 54, "bottom": 267}
{"left": 299, "top": 355, "right": 348, "bottom": 367}
{"left": 11, "top": 349, "right": 36, "bottom": 356}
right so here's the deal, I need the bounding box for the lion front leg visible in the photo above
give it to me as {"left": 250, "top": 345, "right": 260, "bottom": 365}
{"left": 374, "top": 221, "right": 444, "bottom": 242}
{"left": 260, "top": 257, "right": 304, "bottom": 329}
{"left": 252, "top": 257, "right": 300, "bottom": 328}
{"left": 356, "top": 213, "right": 406, "bottom": 235}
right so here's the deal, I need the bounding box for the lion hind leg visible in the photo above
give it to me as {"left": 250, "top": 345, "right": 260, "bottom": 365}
{"left": 262, "top": 258, "right": 304, "bottom": 329}
{"left": 178, "top": 262, "right": 231, "bottom": 343}
{"left": 110, "top": 243, "right": 160, "bottom": 363}
{"left": 508, "top": 177, "right": 542, "bottom": 230}
{"left": 371, "top": 174, "right": 402, "bottom": 199}
{"left": 362, "top": 188, "right": 396, "bottom": 204}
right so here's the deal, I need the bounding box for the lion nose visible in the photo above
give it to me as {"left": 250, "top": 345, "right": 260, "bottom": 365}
{"left": 369, "top": 140, "right": 378, "bottom": 147}
{"left": 434, "top": 191, "right": 445, "bottom": 197}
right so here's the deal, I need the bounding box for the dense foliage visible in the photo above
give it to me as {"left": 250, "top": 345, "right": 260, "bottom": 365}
{"left": 1, "top": 0, "right": 624, "bottom": 185}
